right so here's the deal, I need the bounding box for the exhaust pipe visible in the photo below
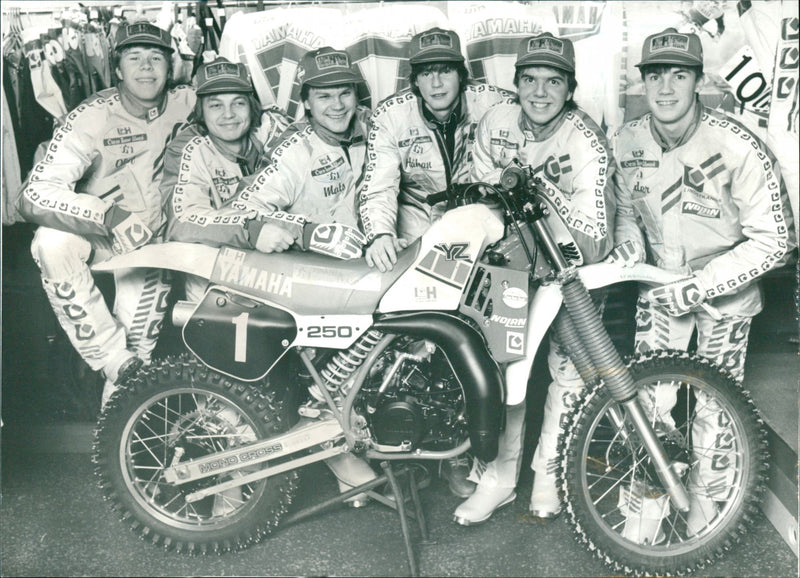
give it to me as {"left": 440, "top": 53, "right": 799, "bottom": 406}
{"left": 373, "top": 311, "right": 505, "bottom": 462}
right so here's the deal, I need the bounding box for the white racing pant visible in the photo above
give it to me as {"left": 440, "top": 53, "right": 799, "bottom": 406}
{"left": 470, "top": 297, "right": 603, "bottom": 490}
{"left": 633, "top": 295, "right": 751, "bottom": 501}
{"left": 530, "top": 333, "right": 587, "bottom": 481}
{"left": 468, "top": 335, "right": 583, "bottom": 489}
{"left": 31, "top": 227, "right": 171, "bottom": 376}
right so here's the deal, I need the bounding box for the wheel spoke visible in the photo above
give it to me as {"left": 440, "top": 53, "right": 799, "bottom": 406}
{"left": 122, "top": 389, "right": 268, "bottom": 525}
{"left": 561, "top": 353, "right": 765, "bottom": 574}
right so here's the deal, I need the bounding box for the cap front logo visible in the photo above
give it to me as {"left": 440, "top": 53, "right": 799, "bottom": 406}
{"left": 420, "top": 31, "right": 453, "bottom": 49}
{"left": 650, "top": 33, "right": 689, "bottom": 52}
{"left": 205, "top": 61, "right": 241, "bottom": 79}
{"left": 315, "top": 52, "right": 350, "bottom": 70}
{"left": 127, "top": 22, "right": 155, "bottom": 36}
{"left": 527, "top": 36, "right": 564, "bottom": 55}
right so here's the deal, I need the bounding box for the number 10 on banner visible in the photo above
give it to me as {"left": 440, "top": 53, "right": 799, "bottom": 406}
{"left": 720, "top": 45, "right": 771, "bottom": 116}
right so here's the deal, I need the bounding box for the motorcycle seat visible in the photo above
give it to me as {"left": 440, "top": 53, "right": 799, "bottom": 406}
{"left": 209, "top": 240, "right": 422, "bottom": 315}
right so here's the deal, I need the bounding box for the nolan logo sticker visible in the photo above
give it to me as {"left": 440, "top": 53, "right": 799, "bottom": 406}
{"left": 682, "top": 201, "right": 720, "bottom": 219}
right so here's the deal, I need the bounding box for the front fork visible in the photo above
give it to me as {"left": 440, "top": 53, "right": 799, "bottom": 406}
{"left": 534, "top": 219, "right": 690, "bottom": 512}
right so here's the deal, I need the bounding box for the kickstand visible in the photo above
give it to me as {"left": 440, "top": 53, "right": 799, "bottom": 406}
{"left": 280, "top": 460, "right": 429, "bottom": 577}
{"left": 381, "top": 461, "right": 419, "bottom": 576}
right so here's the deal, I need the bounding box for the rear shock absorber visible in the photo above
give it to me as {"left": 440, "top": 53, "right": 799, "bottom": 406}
{"left": 320, "top": 330, "right": 383, "bottom": 393}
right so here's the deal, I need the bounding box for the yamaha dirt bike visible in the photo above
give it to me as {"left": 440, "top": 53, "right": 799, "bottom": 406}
{"left": 91, "top": 166, "right": 766, "bottom": 576}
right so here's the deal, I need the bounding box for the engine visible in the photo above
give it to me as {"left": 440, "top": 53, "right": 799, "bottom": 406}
{"left": 356, "top": 338, "right": 469, "bottom": 451}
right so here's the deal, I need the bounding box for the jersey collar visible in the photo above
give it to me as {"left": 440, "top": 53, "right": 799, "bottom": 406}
{"left": 649, "top": 96, "right": 704, "bottom": 152}
{"left": 517, "top": 105, "right": 569, "bottom": 143}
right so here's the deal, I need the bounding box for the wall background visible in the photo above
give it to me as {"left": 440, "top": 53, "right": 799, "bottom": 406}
{"left": 215, "top": 0, "right": 799, "bottom": 226}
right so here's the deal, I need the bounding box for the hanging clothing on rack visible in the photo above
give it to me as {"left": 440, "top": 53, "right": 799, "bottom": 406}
{"left": 84, "top": 20, "right": 112, "bottom": 90}
{"left": 62, "top": 18, "right": 95, "bottom": 103}
{"left": 4, "top": 43, "right": 23, "bottom": 130}
{"left": 21, "top": 28, "right": 68, "bottom": 124}
{"left": 41, "top": 24, "right": 73, "bottom": 110}
{"left": 197, "top": 0, "right": 221, "bottom": 61}
{"left": 2, "top": 82, "right": 24, "bottom": 226}
{"left": 15, "top": 50, "right": 55, "bottom": 178}
{"left": 3, "top": 56, "right": 22, "bottom": 139}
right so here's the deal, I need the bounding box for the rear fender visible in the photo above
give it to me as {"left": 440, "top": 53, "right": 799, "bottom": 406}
{"left": 91, "top": 242, "right": 219, "bottom": 278}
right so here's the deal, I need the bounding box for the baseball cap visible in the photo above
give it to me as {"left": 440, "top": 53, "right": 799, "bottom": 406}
{"left": 195, "top": 57, "right": 253, "bottom": 96}
{"left": 515, "top": 33, "right": 575, "bottom": 73}
{"left": 408, "top": 28, "right": 464, "bottom": 65}
{"left": 115, "top": 21, "right": 173, "bottom": 53}
{"left": 636, "top": 28, "right": 704, "bottom": 68}
{"left": 297, "top": 47, "right": 363, "bottom": 88}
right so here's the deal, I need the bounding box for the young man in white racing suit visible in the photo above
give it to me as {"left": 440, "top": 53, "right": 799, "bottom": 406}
{"left": 162, "top": 56, "right": 291, "bottom": 302}
{"left": 358, "top": 27, "right": 517, "bottom": 273}
{"left": 608, "top": 28, "right": 795, "bottom": 542}
{"left": 18, "top": 22, "right": 196, "bottom": 408}
{"left": 234, "top": 47, "right": 369, "bottom": 264}
{"left": 234, "top": 46, "right": 377, "bottom": 508}
{"left": 453, "top": 33, "right": 615, "bottom": 526}
{"left": 357, "top": 27, "right": 515, "bottom": 497}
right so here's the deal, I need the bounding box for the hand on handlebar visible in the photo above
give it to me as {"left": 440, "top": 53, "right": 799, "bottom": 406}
{"left": 605, "top": 240, "right": 645, "bottom": 268}
{"left": 646, "top": 276, "right": 706, "bottom": 317}
{"left": 365, "top": 234, "right": 408, "bottom": 272}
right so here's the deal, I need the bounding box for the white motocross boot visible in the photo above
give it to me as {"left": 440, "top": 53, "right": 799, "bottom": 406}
{"left": 100, "top": 350, "right": 143, "bottom": 409}
{"left": 686, "top": 493, "right": 719, "bottom": 537}
{"left": 618, "top": 481, "right": 669, "bottom": 545}
{"left": 529, "top": 471, "right": 562, "bottom": 519}
{"left": 326, "top": 453, "right": 379, "bottom": 508}
{"left": 453, "top": 402, "right": 526, "bottom": 525}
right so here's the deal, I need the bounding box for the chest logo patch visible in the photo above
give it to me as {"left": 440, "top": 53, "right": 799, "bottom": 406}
{"left": 682, "top": 201, "right": 720, "bottom": 219}
{"left": 311, "top": 153, "right": 346, "bottom": 183}
{"left": 683, "top": 153, "right": 725, "bottom": 193}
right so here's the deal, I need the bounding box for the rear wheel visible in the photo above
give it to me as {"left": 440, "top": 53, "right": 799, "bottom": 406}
{"left": 562, "top": 350, "right": 768, "bottom": 575}
{"left": 93, "top": 355, "right": 298, "bottom": 553}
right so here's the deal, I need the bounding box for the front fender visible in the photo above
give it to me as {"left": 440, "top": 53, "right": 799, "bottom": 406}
{"left": 578, "top": 262, "right": 690, "bottom": 290}
{"left": 91, "top": 242, "right": 219, "bottom": 279}
{"left": 504, "top": 263, "right": 689, "bottom": 405}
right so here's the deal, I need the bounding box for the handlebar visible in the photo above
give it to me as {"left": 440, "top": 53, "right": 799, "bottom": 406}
{"left": 425, "top": 165, "right": 537, "bottom": 208}
{"left": 425, "top": 190, "right": 449, "bottom": 206}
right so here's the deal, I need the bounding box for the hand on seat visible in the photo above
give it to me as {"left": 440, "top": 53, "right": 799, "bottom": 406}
{"left": 365, "top": 235, "right": 408, "bottom": 272}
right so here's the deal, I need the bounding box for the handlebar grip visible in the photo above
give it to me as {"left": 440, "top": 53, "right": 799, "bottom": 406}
{"left": 426, "top": 190, "right": 449, "bottom": 205}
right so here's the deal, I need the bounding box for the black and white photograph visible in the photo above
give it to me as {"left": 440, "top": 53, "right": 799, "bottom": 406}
{"left": 1, "top": 1, "right": 798, "bottom": 576}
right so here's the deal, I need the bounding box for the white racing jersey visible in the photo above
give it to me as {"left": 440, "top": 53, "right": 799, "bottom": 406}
{"left": 18, "top": 85, "right": 196, "bottom": 236}
{"left": 234, "top": 108, "right": 370, "bottom": 244}
{"left": 358, "top": 81, "right": 516, "bottom": 243}
{"left": 472, "top": 102, "right": 615, "bottom": 265}
{"left": 163, "top": 108, "right": 291, "bottom": 249}
{"left": 612, "top": 104, "right": 796, "bottom": 317}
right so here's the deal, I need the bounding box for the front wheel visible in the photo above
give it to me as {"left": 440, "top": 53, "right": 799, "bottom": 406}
{"left": 93, "top": 355, "right": 298, "bottom": 554}
{"left": 561, "top": 350, "right": 768, "bottom": 576}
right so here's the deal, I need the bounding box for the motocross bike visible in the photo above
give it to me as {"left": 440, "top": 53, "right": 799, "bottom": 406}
{"left": 91, "top": 165, "right": 767, "bottom": 576}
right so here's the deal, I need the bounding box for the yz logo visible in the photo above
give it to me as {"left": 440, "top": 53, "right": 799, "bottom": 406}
{"left": 434, "top": 243, "right": 470, "bottom": 261}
